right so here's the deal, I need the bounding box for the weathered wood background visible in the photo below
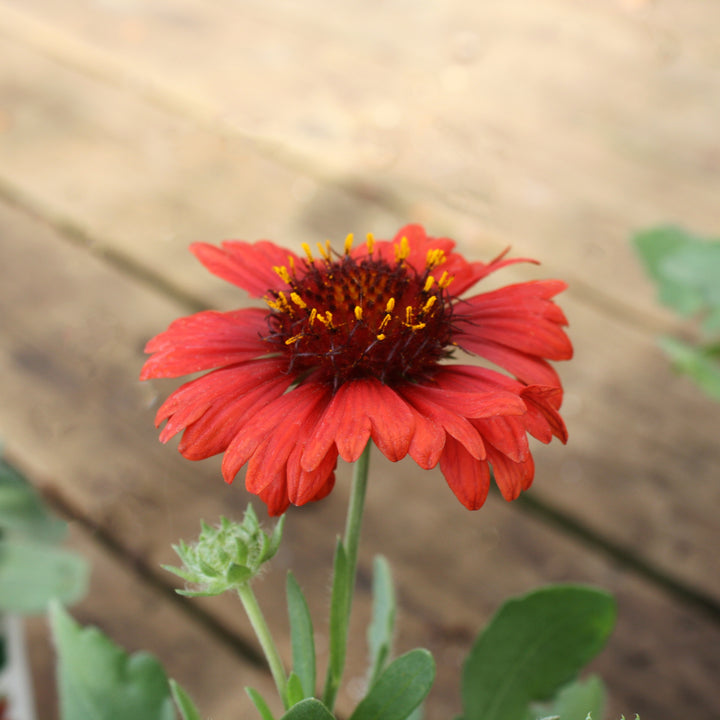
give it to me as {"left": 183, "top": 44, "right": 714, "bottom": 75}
{"left": 1, "top": 1, "right": 719, "bottom": 718}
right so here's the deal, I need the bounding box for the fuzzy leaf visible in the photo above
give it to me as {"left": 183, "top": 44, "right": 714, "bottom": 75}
{"left": 367, "top": 555, "right": 396, "bottom": 687}
{"left": 246, "top": 686, "right": 276, "bottom": 720}
{"left": 50, "top": 602, "right": 175, "bottom": 720}
{"left": 170, "top": 679, "right": 203, "bottom": 720}
{"left": 0, "top": 540, "right": 88, "bottom": 613}
{"left": 287, "top": 572, "right": 316, "bottom": 698}
{"left": 659, "top": 336, "right": 720, "bottom": 400}
{"left": 348, "top": 649, "right": 435, "bottom": 720}
{"left": 280, "top": 698, "right": 336, "bottom": 720}
{"left": 462, "top": 585, "right": 616, "bottom": 720}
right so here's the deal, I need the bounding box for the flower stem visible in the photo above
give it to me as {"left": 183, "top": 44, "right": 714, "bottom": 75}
{"left": 237, "top": 583, "right": 289, "bottom": 708}
{"left": 323, "top": 441, "right": 372, "bottom": 710}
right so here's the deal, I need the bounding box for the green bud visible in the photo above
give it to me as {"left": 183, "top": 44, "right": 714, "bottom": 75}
{"left": 164, "top": 505, "right": 285, "bottom": 597}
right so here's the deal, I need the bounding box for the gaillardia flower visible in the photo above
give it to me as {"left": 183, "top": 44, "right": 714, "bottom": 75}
{"left": 141, "top": 225, "right": 572, "bottom": 515}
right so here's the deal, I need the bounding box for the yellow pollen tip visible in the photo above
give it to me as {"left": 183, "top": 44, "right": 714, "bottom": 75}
{"left": 301, "top": 243, "right": 314, "bottom": 262}
{"left": 376, "top": 333, "right": 386, "bottom": 341}
{"left": 395, "top": 236, "right": 411, "bottom": 262}
{"left": 422, "top": 296, "right": 437, "bottom": 314}
{"left": 405, "top": 306, "right": 414, "bottom": 324}
{"left": 385, "top": 297, "right": 396, "bottom": 313}
{"left": 344, "top": 233, "right": 354, "bottom": 255}
{"left": 366, "top": 232, "right": 375, "bottom": 254}
{"left": 277, "top": 291, "right": 289, "bottom": 308}
{"left": 378, "top": 314, "right": 391, "bottom": 332}
{"left": 285, "top": 333, "right": 303, "bottom": 345}
{"left": 423, "top": 275, "right": 436, "bottom": 292}
{"left": 354, "top": 305, "right": 363, "bottom": 321}
{"left": 411, "top": 322, "right": 427, "bottom": 331}
{"left": 308, "top": 307, "right": 317, "bottom": 326}
{"left": 290, "top": 292, "right": 307, "bottom": 309}
{"left": 438, "top": 271, "right": 454, "bottom": 288}
{"left": 288, "top": 255, "right": 295, "bottom": 272}
{"left": 317, "top": 311, "right": 334, "bottom": 327}
{"left": 316, "top": 241, "right": 331, "bottom": 260}
{"left": 273, "top": 265, "right": 291, "bottom": 284}
{"left": 426, "top": 248, "right": 446, "bottom": 270}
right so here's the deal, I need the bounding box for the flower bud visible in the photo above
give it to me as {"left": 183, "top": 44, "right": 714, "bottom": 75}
{"left": 165, "top": 505, "right": 284, "bottom": 596}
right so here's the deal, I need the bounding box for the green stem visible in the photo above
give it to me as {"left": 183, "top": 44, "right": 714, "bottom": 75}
{"left": 238, "top": 583, "right": 289, "bottom": 708}
{"left": 323, "top": 441, "right": 372, "bottom": 710}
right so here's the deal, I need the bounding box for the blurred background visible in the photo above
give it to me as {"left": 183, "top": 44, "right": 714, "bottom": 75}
{"left": 1, "top": 1, "right": 719, "bottom": 718}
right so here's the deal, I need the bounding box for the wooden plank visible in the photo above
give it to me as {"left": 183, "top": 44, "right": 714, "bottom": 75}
{"left": 0, "top": 34, "right": 718, "bottom": 602}
{"left": 23, "top": 523, "right": 279, "bottom": 720}
{"left": 1, "top": 0, "right": 719, "bottom": 320}
{"left": 1, "top": 183, "right": 719, "bottom": 717}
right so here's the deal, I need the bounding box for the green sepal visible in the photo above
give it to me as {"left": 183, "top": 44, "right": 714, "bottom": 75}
{"left": 461, "top": 585, "right": 616, "bottom": 720}
{"left": 170, "top": 679, "right": 203, "bottom": 720}
{"left": 348, "top": 648, "right": 435, "bottom": 720}
{"left": 287, "top": 571, "right": 316, "bottom": 699}
{"left": 280, "top": 698, "right": 336, "bottom": 720}
{"left": 50, "top": 601, "right": 175, "bottom": 720}
{"left": 366, "top": 555, "right": 396, "bottom": 688}
{"left": 246, "top": 686, "right": 276, "bottom": 720}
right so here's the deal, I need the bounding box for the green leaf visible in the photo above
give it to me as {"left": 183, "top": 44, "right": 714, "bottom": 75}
{"left": 170, "top": 679, "right": 203, "bottom": 720}
{"left": 0, "top": 540, "right": 88, "bottom": 613}
{"left": 348, "top": 648, "right": 435, "bottom": 720}
{"left": 323, "top": 539, "right": 350, "bottom": 706}
{"left": 659, "top": 336, "right": 720, "bottom": 400}
{"left": 633, "top": 225, "right": 720, "bottom": 329}
{"left": 50, "top": 601, "right": 176, "bottom": 720}
{"left": 462, "top": 585, "right": 616, "bottom": 720}
{"left": 367, "top": 555, "right": 396, "bottom": 687}
{"left": 246, "top": 686, "right": 276, "bottom": 720}
{"left": 280, "top": 697, "right": 336, "bottom": 720}
{"left": 287, "top": 672, "right": 307, "bottom": 707}
{"left": 287, "top": 571, "right": 316, "bottom": 698}
{"left": 551, "top": 675, "right": 606, "bottom": 720}
{"left": 0, "top": 457, "right": 66, "bottom": 542}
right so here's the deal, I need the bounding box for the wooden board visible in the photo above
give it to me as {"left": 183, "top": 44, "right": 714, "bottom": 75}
{"left": 0, "top": 29, "right": 718, "bottom": 601}
{"left": 1, "top": 187, "right": 719, "bottom": 718}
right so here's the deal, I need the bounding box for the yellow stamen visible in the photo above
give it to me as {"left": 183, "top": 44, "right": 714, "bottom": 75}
{"left": 344, "top": 233, "right": 354, "bottom": 255}
{"left": 285, "top": 333, "right": 303, "bottom": 345}
{"left": 366, "top": 232, "right": 375, "bottom": 254}
{"left": 426, "top": 248, "right": 446, "bottom": 269}
{"left": 423, "top": 275, "right": 436, "bottom": 292}
{"left": 405, "top": 306, "right": 414, "bottom": 324}
{"left": 354, "top": 305, "right": 363, "bottom": 321}
{"left": 438, "top": 271, "right": 454, "bottom": 289}
{"left": 422, "top": 295, "right": 437, "bottom": 314}
{"left": 316, "top": 241, "right": 331, "bottom": 260}
{"left": 273, "top": 265, "right": 291, "bottom": 284}
{"left": 316, "top": 311, "right": 334, "bottom": 327}
{"left": 265, "top": 297, "right": 281, "bottom": 311}
{"left": 411, "top": 322, "right": 426, "bottom": 331}
{"left": 394, "top": 236, "right": 410, "bottom": 262}
{"left": 288, "top": 255, "right": 296, "bottom": 273}
{"left": 277, "top": 292, "right": 290, "bottom": 308}
{"left": 290, "top": 292, "right": 307, "bottom": 309}
{"left": 308, "top": 307, "right": 317, "bottom": 326}
{"left": 301, "top": 242, "right": 314, "bottom": 262}
{"left": 376, "top": 333, "right": 386, "bottom": 341}
{"left": 385, "top": 297, "right": 396, "bottom": 313}
{"left": 378, "top": 314, "right": 392, "bottom": 333}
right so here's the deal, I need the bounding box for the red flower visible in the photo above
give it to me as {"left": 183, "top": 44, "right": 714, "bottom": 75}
{"left": 141, "top": 225, "right": 572, "bottom": 515}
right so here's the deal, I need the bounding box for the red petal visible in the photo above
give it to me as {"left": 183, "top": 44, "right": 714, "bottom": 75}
{"left": 191, "top": 240, "right": 300, "bottom": 298}
{"left": 490, "top": 447, "right": 535, "bottom": 501}
{"left": 399, "top": 385, "right": 486, "bottom": 460}
{"left": 439, "top": 437, "right": 491, "bottom": 510}
{"left": 141, "top": 308, "right": 271, "bottom": 379}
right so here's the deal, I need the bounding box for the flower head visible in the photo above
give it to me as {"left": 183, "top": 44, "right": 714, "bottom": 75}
{"left": 141, "top": 225, "right": 572, "bottom": 515}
